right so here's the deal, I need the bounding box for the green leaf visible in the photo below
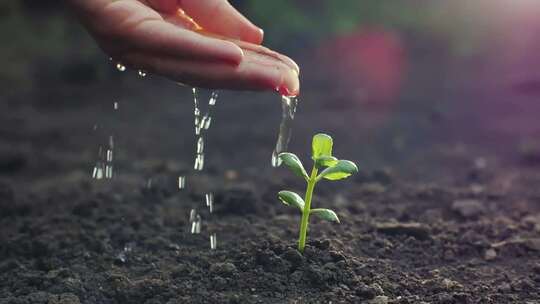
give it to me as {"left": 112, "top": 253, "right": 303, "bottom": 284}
{"left": 278, "top": 191, "right": 305, "bottom": 211}
{"left": 312, "top": 133, "right": 333, "bottom": 158}
{"left": 317, "top": 160, "right": 358, "bottom": 181}
{"left": 310, "top": 208, "right": 340, "bottom": 223}
{"left": 278, "top": 153, "right": 309, "bottom": 181}
{"left": 314, "top": 156, "right": 339, "bottom": 168}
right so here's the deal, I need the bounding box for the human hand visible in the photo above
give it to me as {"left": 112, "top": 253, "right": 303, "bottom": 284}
{"left": 68, "top": 0, "right": 300, "bottom": 95}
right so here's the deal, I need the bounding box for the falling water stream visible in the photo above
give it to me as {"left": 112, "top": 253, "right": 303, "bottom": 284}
{"left": 91, "top": 102, "right": 117, "bottom": 180}
{"left": 271, "top": 95, "right": 299, "bottom": 167}
{"left": 188, "top": 88, "right": 219, "bottom": 249}
{"left": 93, "top": 61, "right": 299, "bottom": 252}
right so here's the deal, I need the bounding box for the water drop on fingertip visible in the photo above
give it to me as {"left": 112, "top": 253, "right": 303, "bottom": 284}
{"left": 116, "top": 63, "right": 126, "bottom": 72}
{"left": 210, "top": 233, "right": 217, "bottom": 250}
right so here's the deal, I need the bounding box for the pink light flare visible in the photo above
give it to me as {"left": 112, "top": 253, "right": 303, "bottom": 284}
{"left": 316, "top": 29, "right": 407, "bottom": 108}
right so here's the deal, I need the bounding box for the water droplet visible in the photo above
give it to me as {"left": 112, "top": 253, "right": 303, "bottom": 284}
{"left": 271, "top": 149, "right": 281, "bottom": 167}
{"left": 188, "top": 88, "right": 221, "bottom": 245}
{"left": 189, "top": 209, "right": 202, "bottom": 234}
{"left": 92, "top": 165, "right": 104, "bottom": 180}
{"left": 271, "top": 95, "right": 299, "bottom": 167}
{"left": 209, "top": 91, "right": 219, "bottom": 106}
{"left": 138, "top": 70, "right": 147, "bottom": 77}
{"left": 210, "top": 233, "right": 217, "bottom": 250}
{"left": 116, "top": 63, "right": 126, "bottom": 72}
{"left": 109, "top": 136, "right": 114, "bottom": 149}
{"left": 113, "top": 102, "right": 119, "bottom": 110}
{"left": 196, "top": 136, "right": 205, "bottom": 154}
{"left": 203, "top": 116, "right": 212, "bottom": 130}
{"left": 116, "top": 252, "right": 127, "bottom": 263}
{"left": 105, "top": 165, "right": 113, "bottom": 179}
{"left": 124, "top": 242, "right": 134, "bottom": 253}
{"left": 194, "top": 153, "right": 205, "bottom": 171}
{"left": 178, "top": 176, "right": 186, "bottom": 189}
{"left": 205, "top": 193, "right": 214, "bottom": 213}
{"left": 92, "top": 145, "right": 107, "bottom": 179}
{"left": 106, "top": 149, "right": 113, "bottom": 162}
{"left": 115, "top": 242, "right": 135, "bottom": 263}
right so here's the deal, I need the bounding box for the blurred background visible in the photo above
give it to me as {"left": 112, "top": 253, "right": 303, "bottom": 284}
{"left": 2, "top": 0, "right": 540, "bottom": 188}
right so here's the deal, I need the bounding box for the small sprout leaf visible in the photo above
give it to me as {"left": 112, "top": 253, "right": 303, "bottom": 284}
{"left": 317, "top": 160, "right": 358, "bottom": 181}
{"left": 279, "top": 153, "right": 309, "bottom": 180}
{"left": 310, "top": 208, "right": 340, "bottom": 223}
{"left": 278, "top": 191, "right": 305, "bottom": 211}
{"left": 312, "top": 133, "right": 333, "bottom": 158}
{"left": 314, "top": 155, "right": 339, "bottom": 168}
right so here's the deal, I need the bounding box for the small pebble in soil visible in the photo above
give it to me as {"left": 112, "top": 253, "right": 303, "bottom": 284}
{"left": 359, "top": 183, "right": 387, "bottom": 195}
{"left": 524, "top": 238, "right": 540, "bottom": 251}
{"left": 484, "top": 248, "right": 497, "bottom": 261}
{"left": 209, "top": 262, "right": 237, "bottom": 277}
{"left": 441, "top": 278, "right": 463, "bottom": 291}
{"left": 355, "top": 283, "right": 377, "bottom": 299}
{"left": 376, "top": 222, "right": 431, "bottom": 240}
{"left": 309, "top": 239, "right": 331, "bottom": 250}
{"left": 48, "top": 293, "right": 81, "bottom": 304}
{"left": 451, "top": 199, "right": 484, "bottom": 218}
{"left": 523, "top": 214, "right": 540, "bottom": 232}
{"left": 371, "top": 168, "right": 394, "bottom": 185}
{"left": 255, "top": 249, "right": 290, "bottom": 274}
{"left": 281, "top": 248, "right": 304, "bottom": 268}
{"left": 533, "top": 263, "right": 540, "bottom": 274}
{"left": 369, "top": 295, "right": 389, "bottom": 304}
{"left": 290, "top": 270, "right": 303, "bottom": 283}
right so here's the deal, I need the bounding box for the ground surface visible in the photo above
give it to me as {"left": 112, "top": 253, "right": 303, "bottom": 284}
{"left": 1, "top": 36, "right": 540, "bottom": 303}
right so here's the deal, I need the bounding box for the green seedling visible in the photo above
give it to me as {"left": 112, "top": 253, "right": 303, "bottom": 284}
{"left": 278, "top": 133, "right": 358, "bottom": 253}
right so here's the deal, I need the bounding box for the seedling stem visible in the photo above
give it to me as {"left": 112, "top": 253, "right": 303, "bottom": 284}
{"left": 298, "top": 166, "right": 318, "bottom": 252}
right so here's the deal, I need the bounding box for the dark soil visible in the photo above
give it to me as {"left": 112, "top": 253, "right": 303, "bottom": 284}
{"left": 1, "top": 48, "right": 540, "bottom": 303}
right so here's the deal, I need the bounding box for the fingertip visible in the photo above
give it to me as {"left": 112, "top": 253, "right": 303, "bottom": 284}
{"left": 246, "top": 27, "right": 264, "bottom": 45}
{"left": 221, "top": 40, "right": 244, "bottom": 65}
{"left": 231, "top": 24, "right": 264, "bottom": 45}
{"left": 278, "top": 67, "right": 300, "bottom": 97}
{"left": 280, "top": 55, "right": 300, "bottom": 76}
{"left": 262, "top": 65, "right": 300, "bottom": 96}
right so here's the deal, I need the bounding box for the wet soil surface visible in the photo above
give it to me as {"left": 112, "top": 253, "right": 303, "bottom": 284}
{"left": 1, "top": 63, "right": 540, "bottom": 303}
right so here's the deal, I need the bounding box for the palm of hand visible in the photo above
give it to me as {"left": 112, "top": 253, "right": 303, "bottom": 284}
{"left": 72, "top": 0, "right": 299, "bottom": 94}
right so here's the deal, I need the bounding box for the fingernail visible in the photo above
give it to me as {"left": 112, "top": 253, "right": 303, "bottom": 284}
{"left": 223, "top": 43, "right": 244, "bottom": 65}
{"left": 273, "top": 53, "right": 299, "bottom": 76}
{"left": 276, "top": 67, "right": 300, "bottom": 97}
{"left": 252, "top": 27, "right": 264, "bottom": 45}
